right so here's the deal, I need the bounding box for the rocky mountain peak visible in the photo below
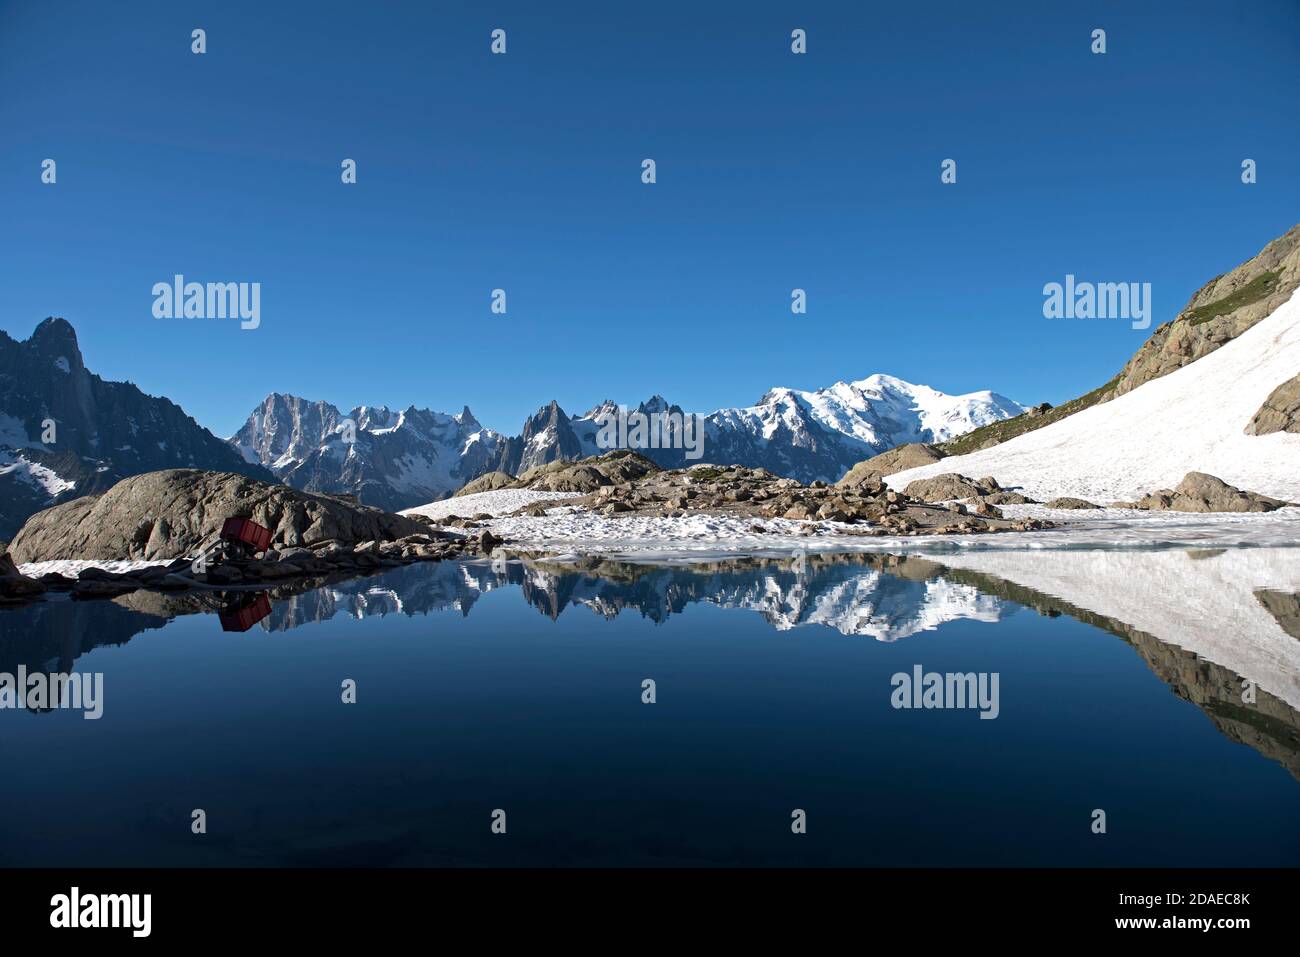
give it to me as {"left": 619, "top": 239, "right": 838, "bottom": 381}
{"left": 526, "top": 400, "right": 569, "bottom": 430}
{"left": 23, "top": 317, "right": 86, "bottom": 376}
{"left": 28, "top": 316, "right": 80, "bottom": 351}
{"left": 455, "top": 405, "right": 481, "bottom": 431}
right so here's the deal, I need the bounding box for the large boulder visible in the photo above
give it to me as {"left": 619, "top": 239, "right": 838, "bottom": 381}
{"left": 837, "top": 443, "right": 945, "bottom": 487}
{"left": 1245, "top": 374, "right": 1300, "bottom": 436}
{"left": 453, "top": 470, "right": 516, "bottom": 496}
{"left": 982, "top": 490, "right": 1036, "bottom": 505}
{"left": 8, "top": 469, "right": 426, "bottom": 563}
{"left": 1130, "top": 471, "right": 1290, "bottom": 513}
{"left": 1043, "top": 497, "right": 1101, "bottom": 510}
{"left": 902, "top": 472, "right": 988, "bottom": 502}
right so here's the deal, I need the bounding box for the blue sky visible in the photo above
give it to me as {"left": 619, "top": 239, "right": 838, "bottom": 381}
{"left": 2, "top": 0, "right": 1297, "bottom": 438}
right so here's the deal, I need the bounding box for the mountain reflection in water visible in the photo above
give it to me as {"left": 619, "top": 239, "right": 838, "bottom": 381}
{"left": 5, "top": 548, "right": 1299, "bottom": 786}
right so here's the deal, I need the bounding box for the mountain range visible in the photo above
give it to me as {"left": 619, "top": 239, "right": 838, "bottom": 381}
{"left": 0, "top": 314, "right": 1024, "bottom": 533}
{"left": 230, "top": 377, "right": 1026, "bottom": 510}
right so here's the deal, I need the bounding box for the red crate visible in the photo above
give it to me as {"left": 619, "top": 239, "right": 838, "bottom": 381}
{"left": 220, "top": 517, "right": 273, "bottom": 553}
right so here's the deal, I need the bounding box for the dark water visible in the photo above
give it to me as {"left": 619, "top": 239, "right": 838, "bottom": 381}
{"left": 2, "top": 550, "right": 1298, "bottom": 867}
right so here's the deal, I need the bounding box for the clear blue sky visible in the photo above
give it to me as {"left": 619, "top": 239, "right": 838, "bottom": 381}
{"left": 2, "top": 0, "right": 1297, "bottom": 438}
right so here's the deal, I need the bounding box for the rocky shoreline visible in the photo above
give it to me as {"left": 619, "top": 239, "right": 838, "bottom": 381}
{"left": 2, "top": 526, "right": 505, "bottom": 604}
{"left": 1, "top": 454, "right": 1059, "bottom": 607}
{"left": 0, "top": 469, "right": 509, "bottom": 606}
{"left": 4, "top": 451, "right": 1294, "bottom": 609}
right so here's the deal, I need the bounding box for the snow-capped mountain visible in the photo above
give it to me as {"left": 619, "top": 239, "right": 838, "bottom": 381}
{"left": 231, "top": 394, "right": 505, "bottom": 512}
{"left": 553, "top": 375, "right": 1024, "bottom": 483}
{"left": 0, "top": 318, "right": 273, "bottom": 538}
{"left": 233, "top": 375, "right": 1024, "bottom": 507}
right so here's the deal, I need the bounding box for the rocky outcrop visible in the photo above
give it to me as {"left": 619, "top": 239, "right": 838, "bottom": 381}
{"left": 1127, "top": 471, "right": 1291, "bottom": 513}
{"left": 982, "top": 491, "right": 1036, "bottom": 505}
{"left": 1245, "top": 374, "right": 1300, "bottom": 435}
{"left": 1114, "top": 225, "right": 1300, "bottom": 398}
{"left": 8, "top": 469, "right": 428, "bottom": 563}
{"left": 902, "top": 473, "right": 991, "bottom": 502}
{"left": 515, "top": 451, "right": 660, "bottom": 492}
{"left": 454, "top": 470, "right": 516, "bottom": 496}
{"left": 836, "top": 443, "right": 945, "bottom": 486}
{"left": 455, "top": 452, "right": 662, "bottom": 496}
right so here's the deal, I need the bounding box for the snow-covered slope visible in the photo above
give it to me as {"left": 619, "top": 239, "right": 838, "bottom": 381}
{"left": 888, "top": 290, "right": 1300, "bottom": 503}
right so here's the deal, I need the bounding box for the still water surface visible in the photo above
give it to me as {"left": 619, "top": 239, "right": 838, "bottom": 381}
{"left": 2, "top": 549, "right": 1297, "bottom": 866}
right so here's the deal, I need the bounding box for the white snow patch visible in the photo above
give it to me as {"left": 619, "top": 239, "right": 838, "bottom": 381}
{"left": 400, "top": 488, "right": 583, "bottom": 520}
{"left": 53, "top": 355, "right": 71, "bottom": 373}
{"left": 18, "top": 558, "right": 172, "bottom": 578}
{"left": 0, "top": 450, "right": 75, "bottom": 497}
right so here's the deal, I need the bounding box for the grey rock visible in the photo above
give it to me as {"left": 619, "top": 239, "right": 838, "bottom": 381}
{"left": 8, "top": 469, "right": 426, "bottom": 564}
{"left": 1131, "top": 471, "right": 1289, "bottom": 513}
{"left": 982, "top": 491, "right": 1036, "bottom": 505}
{"left": 1245, "top": 374, "right": 1300, "bottom": 436}
{"left": 837, "top": 444, "right": 947, "bottom": 487}
{"left": 903, "top": 473, "right": 987, "bottom": 502}
{"left": 454, "top": 470, "right": 516, "bottom": 496}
